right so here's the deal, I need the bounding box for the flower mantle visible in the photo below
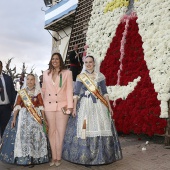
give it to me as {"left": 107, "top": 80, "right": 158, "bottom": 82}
{"left": 86, "top": 0, "right": 169, "bottom": 136}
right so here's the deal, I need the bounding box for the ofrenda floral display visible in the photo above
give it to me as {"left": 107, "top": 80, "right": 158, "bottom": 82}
{"left": 86, "top": 0, "right": 170, "bottom": 136}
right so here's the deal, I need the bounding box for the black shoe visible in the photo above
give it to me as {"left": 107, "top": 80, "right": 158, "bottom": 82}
{"left": 85, "top": 165, "right": 91, "bottom": 168}
{"left": 24, "top": 164, "right": 35, "bottom": 168}
{"left": 29, "top": 165, "right": 35, "bottom": 168}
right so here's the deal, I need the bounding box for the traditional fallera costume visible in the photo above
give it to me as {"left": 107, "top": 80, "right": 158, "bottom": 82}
{"left": 62, "top": 62, "right": 122, "bottom": 165}
{"left": 0, "top": 75, "right": 50, "bottom": 165}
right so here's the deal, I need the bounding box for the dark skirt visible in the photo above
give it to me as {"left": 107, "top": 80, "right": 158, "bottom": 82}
{"left": 62, "top": 115, "right": 122, "bottom": 165}
{"left": 0, "top": 116, "right": 51, "bottom": 165}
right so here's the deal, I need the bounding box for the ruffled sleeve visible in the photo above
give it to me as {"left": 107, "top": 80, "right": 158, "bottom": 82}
{"left": 13, "top": 95, "right": 22, "bottom": 111}
{"left": 99, "top": 79, "right": 108, "bottom": 97}
{"left": 37, "top": 93, "right": 44, "bottom": 110}
{"left": 74, "top": 78, "right": 83, "bottom": 98}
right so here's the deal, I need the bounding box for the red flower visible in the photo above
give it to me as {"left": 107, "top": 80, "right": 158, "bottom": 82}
{"left": 101, "top": 16, "right": 166, "bottom": 136}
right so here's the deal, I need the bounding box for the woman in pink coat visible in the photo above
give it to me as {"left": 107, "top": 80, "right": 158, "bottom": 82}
{"left": 42, "top": 53, "right": 73, "bottom": 167}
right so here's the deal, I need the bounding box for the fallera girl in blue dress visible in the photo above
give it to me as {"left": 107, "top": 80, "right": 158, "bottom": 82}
{"left": 62, "top": 56, "right": 122, "bottom": 165}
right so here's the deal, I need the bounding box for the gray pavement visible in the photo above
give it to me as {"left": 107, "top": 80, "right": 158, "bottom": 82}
{"left": 0, "top": 134, "right": 170, "bottom": 170}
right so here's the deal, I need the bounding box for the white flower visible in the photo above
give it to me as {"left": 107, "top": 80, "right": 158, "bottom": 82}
{"left": 107, "top": 77, "right": 141, "bottom": 101}
{"left": 145, "top": 141, "right": 149, "bottom": 145}
{"left": 142, "top": 147, "right": 146, "bottom": 151}
{"left": 135, "top": 0, "right": 170, "bottom": 118}
{"left": 86, "top": 0, "right": 169, "bottom": 118}
{"left": 86, "top": 0, "right": 126, "bottom": 61}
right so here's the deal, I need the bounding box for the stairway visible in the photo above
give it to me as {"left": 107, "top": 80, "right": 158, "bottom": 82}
{"left": 65, "top": 0, "right": 94, "bottom": 67}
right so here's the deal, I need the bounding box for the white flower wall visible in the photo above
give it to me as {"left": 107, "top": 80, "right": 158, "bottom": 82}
{"left": 85, "top": 0, "right": 170, "bottom": 119}
{"left": 134, "top": 0, "right": 170, "bottom": 118}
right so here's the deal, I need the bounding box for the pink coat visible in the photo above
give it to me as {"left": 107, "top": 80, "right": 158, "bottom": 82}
{"left": 42, "top": 69, "right": 73, "bottom": 111}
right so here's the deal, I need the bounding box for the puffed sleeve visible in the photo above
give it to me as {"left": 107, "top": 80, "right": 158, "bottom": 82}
{"left": 99, "top": 79, "right": 108, "bottom": 97}
{"left": 13, "top": 94, "right": 22, "bottom": 111}
{"left": 74, "top": 80, "right": 83, "bottom": 98}
{"left": 37, "top": 93, "right": 44, "bottom": 110}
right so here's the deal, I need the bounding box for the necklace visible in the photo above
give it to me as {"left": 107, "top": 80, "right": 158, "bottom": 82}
{"left": 85, "top": 70, "right": 96, "bottom": 81}
{"left": 85, "top": 70, "right": 94, "bottom": 74}
{"left": 26, "top": 87, "right": 35, "bottom": 97}
{"left": 27, "top": 86, "right": 35, "bottom": 91}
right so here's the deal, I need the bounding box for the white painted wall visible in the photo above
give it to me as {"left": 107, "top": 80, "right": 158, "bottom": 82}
{"left": 57, "top": 26, "right": 72, "bottom": 61}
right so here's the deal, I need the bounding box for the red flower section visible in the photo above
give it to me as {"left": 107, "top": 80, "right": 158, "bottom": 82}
{"left": 101, "top": 22, "right": 125, "bottom": 85}
{"left": 100, "top": 16, "right": 167, "bottom": 136}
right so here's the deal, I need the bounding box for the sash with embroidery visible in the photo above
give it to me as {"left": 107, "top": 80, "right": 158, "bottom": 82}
{"left": 18, "top": 89, "right": 42, "bottom": 125}
{"left": 78, "top": 73, "right": 109, "bottom": 108}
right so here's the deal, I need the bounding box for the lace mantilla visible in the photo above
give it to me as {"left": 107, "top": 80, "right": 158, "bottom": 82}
{"left": 14, "top": 108, "right": 48, "bottom": 158}
{"left": 77, "top": 95, "right": 112, "bottom": 138}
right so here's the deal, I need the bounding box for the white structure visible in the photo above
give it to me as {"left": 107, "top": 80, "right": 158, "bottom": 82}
{"left": 44, "top": 0, "right": 78, "bottom": 60}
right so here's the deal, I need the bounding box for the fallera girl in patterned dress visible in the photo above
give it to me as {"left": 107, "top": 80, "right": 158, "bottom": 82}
{"left": 62, "top": 56, "right": 122, "bottom": 165}
{"left": 0, "top": 74, "right": 50, "bottom": 167}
